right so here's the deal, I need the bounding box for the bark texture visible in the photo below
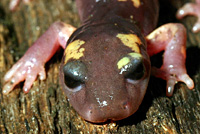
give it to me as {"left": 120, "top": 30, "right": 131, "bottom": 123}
{"left": 0, "top": 0, "right": 200, "bottom": 133}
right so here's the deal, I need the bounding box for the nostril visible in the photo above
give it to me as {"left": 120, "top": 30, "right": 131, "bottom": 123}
{"left": 83, "top": 104, "right": 99, "bottom": 122}
{"left": 87, "top": 105, "right": 94, "bottom": 114}
{"left": 88, "top": 109, "right": 93, "bottom": 114}
{"left": 123, "top": 101, "right": 129, "bottom": 110}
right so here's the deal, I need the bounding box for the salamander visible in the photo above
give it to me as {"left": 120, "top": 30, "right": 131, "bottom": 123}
{"left": 3, "top": 0, "right": 200, "bottom": 123}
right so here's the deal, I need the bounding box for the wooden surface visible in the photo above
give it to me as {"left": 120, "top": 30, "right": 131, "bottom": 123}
{"left": 0, "top": 0, "right": 200, "bottom": 133}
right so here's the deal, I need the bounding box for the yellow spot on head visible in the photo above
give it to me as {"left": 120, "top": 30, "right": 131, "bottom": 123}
{"left": 131, "top": 0, "right": 140, "bottom": 8}
{"left": 64, "top": 40, "right": 85, "bottom": 64}
{"left": 128, "top": 52, "right": 142, "bottom": 58}
{"left": 116, "top": 33, "right": 141, "bottom": 53}
{"left": 117, "top": 52, "right": 142, "bottom": 70}
{"left": 118, "top": 0, "right": 141, "bottom": 8}
{"left": 117, "top": 57, "right": 130, "bottom": 69}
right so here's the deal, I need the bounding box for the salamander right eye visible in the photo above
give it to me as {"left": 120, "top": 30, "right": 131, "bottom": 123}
{"left": 63, "top": 61, "right": 87, "bottom": 91}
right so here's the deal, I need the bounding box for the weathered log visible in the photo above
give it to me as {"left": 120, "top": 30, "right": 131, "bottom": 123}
{"left": 0, "top": 0, "right": 199, "bottom": 133}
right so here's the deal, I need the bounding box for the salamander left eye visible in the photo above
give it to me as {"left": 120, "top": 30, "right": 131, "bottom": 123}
{"left": 124, "top": 58, "right": 145, "bottom": 80}
{"left": 118, "top": 53, "right": 145, "bottom": 80}
{"left": 63, "top": 61, "right": 87, "bottom": 90}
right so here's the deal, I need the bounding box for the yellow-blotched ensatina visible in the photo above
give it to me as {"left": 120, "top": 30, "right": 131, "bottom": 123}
{"left": 4, "top": 0, "right": 200, "bottom": 123}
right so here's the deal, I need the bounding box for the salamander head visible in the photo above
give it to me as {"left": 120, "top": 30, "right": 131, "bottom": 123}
{"left": 60, "top": 23, "right": 150, "bottom": 123}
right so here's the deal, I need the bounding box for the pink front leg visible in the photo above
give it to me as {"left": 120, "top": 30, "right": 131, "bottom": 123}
{"left": 3, "top": 21, "right": 76, "bottom": 94}
{"left": 146, "top": 23, "right": 194, "bottom": 96}
{"left": 176, "top": 0, "right": 200, "bottom": 33}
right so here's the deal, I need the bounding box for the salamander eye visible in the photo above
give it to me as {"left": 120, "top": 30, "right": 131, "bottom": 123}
{"left": 124, "top": 58, "right": 144, "bottom": 80}
{"left": 63, "top": 61, "right": 87, "bottom": 90}
{"left": 118, "top": 53, "right": 145, "bottom": 81}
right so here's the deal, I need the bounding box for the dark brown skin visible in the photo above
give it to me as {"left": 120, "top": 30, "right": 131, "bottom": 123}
{"left": 60, "top": 0, "right": 158, "bottom": 123}
{"left": 76, "top": 0, "right": 159, "bottom": 35}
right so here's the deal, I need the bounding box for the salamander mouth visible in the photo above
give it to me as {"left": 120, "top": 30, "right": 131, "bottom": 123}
{"left": 77, "top": 100, "right": 138, "bottom": 123}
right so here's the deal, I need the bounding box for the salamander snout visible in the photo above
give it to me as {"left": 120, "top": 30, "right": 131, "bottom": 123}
{"left": 79, "top": 99, "right": 137, "bottom": 123}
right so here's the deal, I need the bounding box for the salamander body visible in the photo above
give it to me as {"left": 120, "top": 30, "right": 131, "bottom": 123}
{"left": 4, "top": 0, "right": 200, "bottom": 123}
{"left": 60, "top": 0, "right": 158, "bottom": 122}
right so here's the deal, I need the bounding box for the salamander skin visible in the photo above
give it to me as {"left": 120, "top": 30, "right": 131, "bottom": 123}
{"left": 4, "top": 0, "right": 200, "bottom": 123}
{"left": 59, "top": 0, "right": 159, "bottom": 122}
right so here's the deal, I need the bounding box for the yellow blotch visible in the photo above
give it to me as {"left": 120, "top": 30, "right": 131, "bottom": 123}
{"left": 117, "top": 53, "right": 142, "bottom": 70}
{"left": 118, "top": 0, "right": 141, "bottom": 8}
{"left": 117, "top": 57, "right": 130, "bottom": 69}
{"left": 131, "top": 0, "right": 141, "bottom": 8}
{"left": 128, "top": 52, "right": 142, "bottom": 58}
{"left": 116, "top": 33, "right": 141, "bottom": 53}
{"left": 64, "top": 40, "right": 85, "bottom": 64}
